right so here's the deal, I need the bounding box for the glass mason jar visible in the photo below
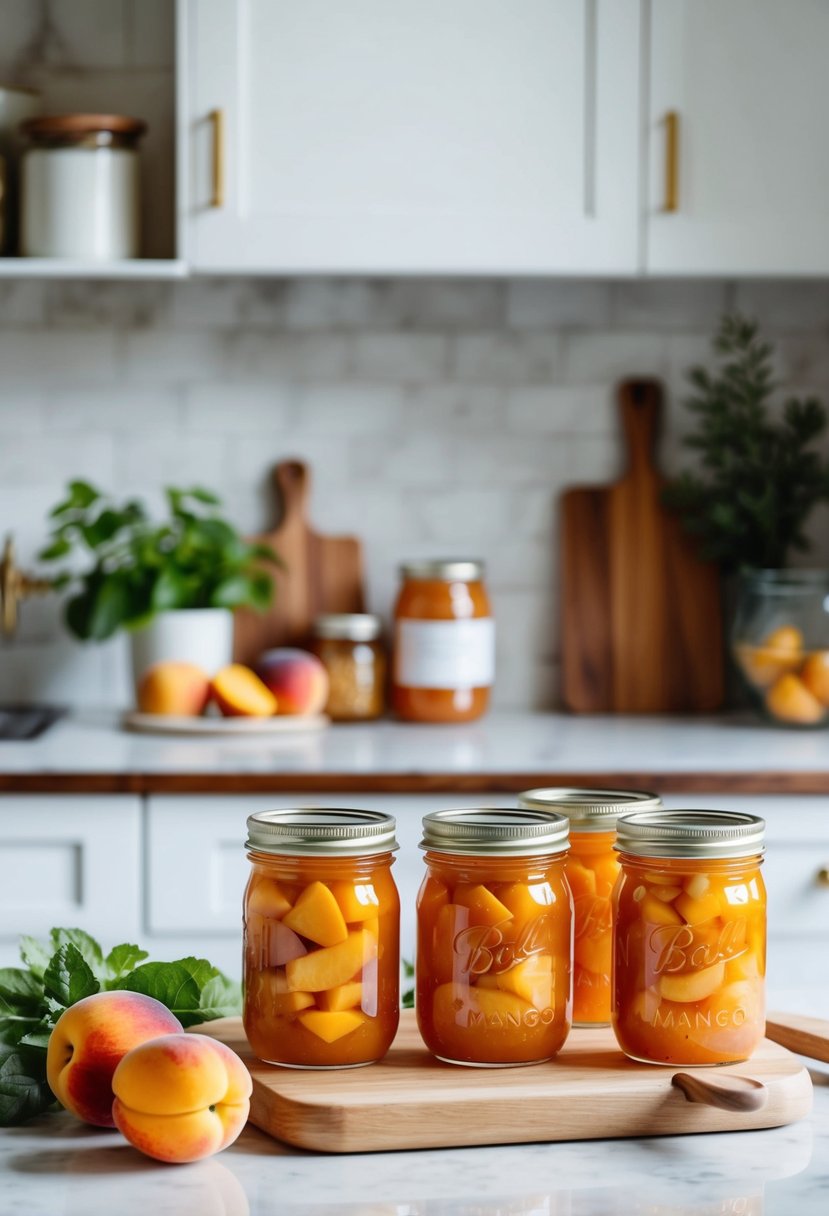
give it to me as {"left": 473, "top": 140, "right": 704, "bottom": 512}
{"left": 613, "top": 810, "right": 766, "bottom": 1067}
{"left": 731, "top": 568, "right": 829, "bottom": 728}
{"left": 392, "top": 559, "right": 495, "bottom": 723}
{"left": 519, "top": 788, "right": 662, "bottom": 1027}
{"left": 416, "top": 807, "right": 572, "bottom": 1066}
{"left": 310, "top": 614, "right": 386, "bottom": 721}
{"left": 243, "top": 808, "right": 400, "bottom": 1068}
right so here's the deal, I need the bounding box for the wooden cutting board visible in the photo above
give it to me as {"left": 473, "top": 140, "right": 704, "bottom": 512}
{"left": 561, "top": 378, "right": 724, "bottom": 713}
{"left": 233, "top": 460, "right": 366, "bottom": 665}
{"left": 194, "top": 1013, "right": 812, "bottom": 1153}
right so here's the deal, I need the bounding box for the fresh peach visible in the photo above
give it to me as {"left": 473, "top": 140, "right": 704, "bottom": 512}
{"left": 765, "top": 672, "right": 826, "bottom": 725}
{"left": 137, "top": 662, "right": 210, "bottom": 716}
{"left": 254, "top": 648, "right": 329, "bottom": 715}
{"left": 46, "top": 992, "right": 183, "bottom": 1127}
{"left": 112, "top": 1034, "right": 251, "bottom": 1164}
{"left": 211, "top": 664, "right": 278, "bottom": 717}
{"left": 801, "top": 650, "right": 829, "bottom": 707}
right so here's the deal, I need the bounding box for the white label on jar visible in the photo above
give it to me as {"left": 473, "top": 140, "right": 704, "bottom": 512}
{"left": 395, "top": 618, "right": 495, "bottom": 689}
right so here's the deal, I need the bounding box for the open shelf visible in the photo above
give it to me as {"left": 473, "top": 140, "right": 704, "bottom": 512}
{"left": 0, "top": 259, "right": 188, "bottom": 280}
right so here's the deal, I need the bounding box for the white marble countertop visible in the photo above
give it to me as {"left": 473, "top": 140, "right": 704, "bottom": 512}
{"left": 2, "top": 1065, "right": 828, "bottom": 1216}
{"left": 0, "top": 709, "right": 828, "bottom": 793}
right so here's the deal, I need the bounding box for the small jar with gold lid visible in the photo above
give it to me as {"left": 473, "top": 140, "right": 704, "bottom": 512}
{"left": 519, "top": 788, "right": 662, "bottom": 1027}
{"left": 310, "top": 614, "right": 386, "bottom": 721}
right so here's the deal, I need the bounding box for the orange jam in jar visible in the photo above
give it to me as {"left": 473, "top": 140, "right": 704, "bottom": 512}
{"left": 613, "top": 810, "right": 766, "bottom": 1066}
{"left": 243, "top": 808, "right": 399, "bottom": 1068}
{"left": 519, "top": 788, "right": 662, "bottom": 1026}
{"left": 392, "top": 559, "right": 495, "bottom": 723}
{"left": 416, "top": 808, "right": 572, "bottom": 1066}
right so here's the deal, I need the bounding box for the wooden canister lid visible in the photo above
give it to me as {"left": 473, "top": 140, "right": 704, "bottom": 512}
{"left": 21, "top": 113, "right": 147, "bottom": 141}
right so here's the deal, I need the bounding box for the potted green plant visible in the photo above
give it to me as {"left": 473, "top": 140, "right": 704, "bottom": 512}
{"left": 665, "top": 315, "right": 829, "bottom": 726}
{"left": 39, "top": 482, "right": 276, "bottom": 693}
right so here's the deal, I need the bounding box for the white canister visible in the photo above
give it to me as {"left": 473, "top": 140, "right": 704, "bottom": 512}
{"left": 20, "top": 113, "right": 146, "bottom": 260}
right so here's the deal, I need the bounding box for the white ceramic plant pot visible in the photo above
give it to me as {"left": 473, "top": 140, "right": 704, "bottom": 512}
{"left": 130, "top": 608, "right": 234, "bottom": 692}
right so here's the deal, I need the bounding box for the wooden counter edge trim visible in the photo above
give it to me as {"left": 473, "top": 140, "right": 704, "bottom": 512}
{"left": 2, "top": 771, "right": 829, "bottom": 795}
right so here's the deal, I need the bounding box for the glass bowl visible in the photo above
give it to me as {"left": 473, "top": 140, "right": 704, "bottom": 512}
{"left": 731, "top": 569, "right": 829, "bottom": 728}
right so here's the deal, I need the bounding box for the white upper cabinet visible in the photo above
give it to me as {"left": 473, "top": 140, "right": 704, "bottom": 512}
{"left": 647, "top": 0, "right": 829, "bottom": 275}
{"left": 186, "top": 0, "right": 641, "bottom": 275}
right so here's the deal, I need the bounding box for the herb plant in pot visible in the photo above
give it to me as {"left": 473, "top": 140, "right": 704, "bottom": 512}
{"left": 39, "top": 482, "right": 276, "bottom": 707}
{"left": 664, "top": 315, "right": 829, "bottom": 727}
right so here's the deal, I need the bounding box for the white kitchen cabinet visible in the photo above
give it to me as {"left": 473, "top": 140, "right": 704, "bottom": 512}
{"left": 186, "top": 0, "right": 641, "bottom": 275}
{"left": 647, "top": 0, "right": 829, "bottom": 275}
{"left": 0, "top": 796, "right": 142, "bottom": 966}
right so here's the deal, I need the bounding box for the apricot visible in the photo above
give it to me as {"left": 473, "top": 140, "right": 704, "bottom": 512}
{"left": 283, "top": 881, "right": 348, "bottom": 947}
{"left": 137, "top": 662, "right": 210, "bottom": 716}
{"left": 112, "top": 1034, "right": 251, "bottom": 1164}
{"left": 735, "top": 625, "right": 804, "bottom": 690}
{"left": 47, "top": 991, "right": 183, "bottom": 1127}
{"left": 211, "top": 664, "right": 278, "bottom": 717}
{"left": 801, "top": 650, "right": 829, "bottom": 707}
{"left": 255, "top": 648, "right": 329, "bottom": 715}
{"left": 765, "top": 672, "right": 825, "bottom": 724}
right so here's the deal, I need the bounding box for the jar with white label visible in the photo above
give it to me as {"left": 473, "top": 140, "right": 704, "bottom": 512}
{"left": 392, "top": 559, "right": 495, "bottom": 722}
{"left": 20, "top": 113, "right": 146, "bottom": 260}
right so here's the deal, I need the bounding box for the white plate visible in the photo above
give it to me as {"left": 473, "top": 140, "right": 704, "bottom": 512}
{"left": 122, "top": 712, "right": 329, "bottom": 736}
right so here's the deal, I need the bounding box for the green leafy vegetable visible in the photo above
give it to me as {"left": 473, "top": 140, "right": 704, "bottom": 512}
{"left": 0, "top": 928, "right": 242, "bottom": 1127}
{"left": 38, "top": 483, "right": 280, "bottom": 641}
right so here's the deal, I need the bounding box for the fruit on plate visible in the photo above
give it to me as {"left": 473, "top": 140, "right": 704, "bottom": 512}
{"left": 137, "top": 662, "right": 210, "bottom": 716}
{"left": 46, "top": 991, "right": 183, "bottom": 1127}
{"left": 211, "top": 664, "right": 278, "bottom": 717}
{"left": 112, "top": 1034, "right": 252, "bottom": 1163}
{"left": 801, "top": 650, "right": 829, "bottom": 707}
{"left": 254, "top": 648, "right": 329, "bottom": 715}
{"left": 765, "top": 672, "right": 825, "bottom": 725}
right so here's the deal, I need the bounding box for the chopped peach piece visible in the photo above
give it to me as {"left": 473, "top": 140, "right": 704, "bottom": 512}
{"left": 674, "top": 890, "right": 721, "bottom": 926}
{"left": 565, "top": 860, "right": 597, "bottom": 901}
{"left": 640, "top": 892, "right": 683, "bottom": 926}
{"left": 329, "top": 881, "right": 380, "bottom": 923}
{"left": 496, "top": 881, "right": 554, "bottom": 923}
{"left": 496, "top": 955, "right": 553, "bottom": 1008}
{"left": 660, "top": 961, "right": 725, "bottom": 1003}
{"left": 285, "top": 930, "right": 374, "bottom": 992}
{"left": 651, "top": 885, "right": 682, "bottom": 903}
{"left": 577, "top": 929, "right": 612, "bottom": 977}
{"left": 454, "top": 884, "right": 512, "bottom": 926}
{"left": 247, "top": 879, "right": 292, "bottom": 920}
{"left": 298, "top": 1010, "right": 366, "bottom": 1043}
{"left": 434, "top": 982, "right": 531, "bottom": 1027}
{"left": 317, "top": 981, "right": 363, "bottom": 1012}
{"left": 283, "top": 881, "right": 348, "bottom": 947}
{"left": 589, "top": 854, "right": 620, "bottom": 896}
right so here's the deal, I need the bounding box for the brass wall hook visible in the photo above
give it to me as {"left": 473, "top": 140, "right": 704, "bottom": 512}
{"left": 1, "top": 535, "right": 53, "bottom": 636}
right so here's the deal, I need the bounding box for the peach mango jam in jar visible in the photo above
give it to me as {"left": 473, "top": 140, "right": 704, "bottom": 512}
{"left": 612, "top": 809, "right": 766, "bottom": 1067}
{"left": 243, "top": 808, "right": 399, "bottom": 1068}
{"left": 392, "top": 559, "right": 495, "bottom": 723}
{"left": 416, "top": 807, "right": 572, "bottom": 1066}
{"left": 519, "top": 788, "right": 662, "bottom": 1026}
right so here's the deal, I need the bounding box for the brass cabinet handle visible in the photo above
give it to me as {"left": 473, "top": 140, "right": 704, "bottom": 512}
{"left": 663, "top": 110, "right": 679, "bottom": 213}
{"left": 817, "top": 867, "right": 829, "bottom": 888}
{"left": 209, "top": 108, "right": 225, "bottom": 208}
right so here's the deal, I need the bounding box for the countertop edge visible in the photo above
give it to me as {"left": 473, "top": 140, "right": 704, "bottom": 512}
{"left": 2, "top": 770, "right": 829, "bottom": 794}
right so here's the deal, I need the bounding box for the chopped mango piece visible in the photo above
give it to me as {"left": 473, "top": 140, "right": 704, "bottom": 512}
{"left": 495, "top": 881, "right": 554, "bottom": 924}
{"left": 644, "top": 871, "right": 680, "bottom": 886}
{"left": 659, "top": 961, "right": 725, "bottom": 1003}
{"left": 651, "top": 885, "right": 682, "bottom": 903}
{"left": 298, "top": 1009, "right": 366, "bottom": 1043}
{"left": 317, "top": 981, "right": 362, "bottom": 1012}
{"left": 246, "top": 970, "right": 314, "bottom": 1018}
{"left": 496, "top": 955, "right": 553, "bottom": 1008}
{"left": 588, "top": 854, "right": 620, "bottom": 896}
{"left": 454, "top": 884, "right": 512, "bottom": 926}
{"left": 474, "top": 974, "right": 501, "bottom": 989}
{"left": 725, "top": 951, "right": 761, "bottom": 983}
{"left": 285, "top": 929, "right": 374, "bottom": 992}
{"left": 430, "top": 903, "right": 471, "bottom": 985}
{"left": 283, "top": 881, "right": 349, "bottom": 947}
{"left": 330, "top": 880, "right": 380, "bottom": 923}
{"left": 684, "top": 873, "right": 711, "bottom": 901}
{"left": 576, "top": 928, "right": 612, "bottom": 977}
{"left": 418, "top": 875, "right": 449, "bottom": 920}
{"left": 434, "top": 982, "right": 532, "bottom": 1026}
{"left": 247, "top": 878, "right": 292, "bottom": 920}
{"left": 565, "top": 860, "right": 597, "bottom": 901}
{"left": 640, "top": 892, "right": 683, "bottom": 926}
{"left": 674, "top": 890, "right": 721, "bottom": 926}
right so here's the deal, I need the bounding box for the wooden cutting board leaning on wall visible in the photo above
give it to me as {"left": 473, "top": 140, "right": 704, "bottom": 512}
{"left": 233, "top": 460, "right": 366, "bottom": 664}
{"left": 561, "top": 378, "right": 724, "bottom": 713}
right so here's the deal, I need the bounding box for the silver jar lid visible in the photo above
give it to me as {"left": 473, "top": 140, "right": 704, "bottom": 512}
{"left": 518, "top": 788, "right": 662, "bottom": 832}
{"left": 400, "top": 559, "right": 485, "bottom": 582}
{"left": 246, "top": 808, "right": 397, "bottom": 857}
{"left": 615, "top": 809, "right": 766, "bottom": 860}
{"left": 420, "top": 807, "right": 569, "bottom": 857}
{"left": 313, "top": 613, "right": 383, "bottom": 642}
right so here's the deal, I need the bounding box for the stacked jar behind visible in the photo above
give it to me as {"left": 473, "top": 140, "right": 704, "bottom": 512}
{"left": 519, "top": 788, "right": 662, "bottom": 1026}
{"left": 416, "top": 808, "right": 572, "bottom": 1066}
{"left": 243, "top": 808, "right": 400, "bottom": 1068}
{"left": 613, "top": 809, "right": 766, "bottom": 1066}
